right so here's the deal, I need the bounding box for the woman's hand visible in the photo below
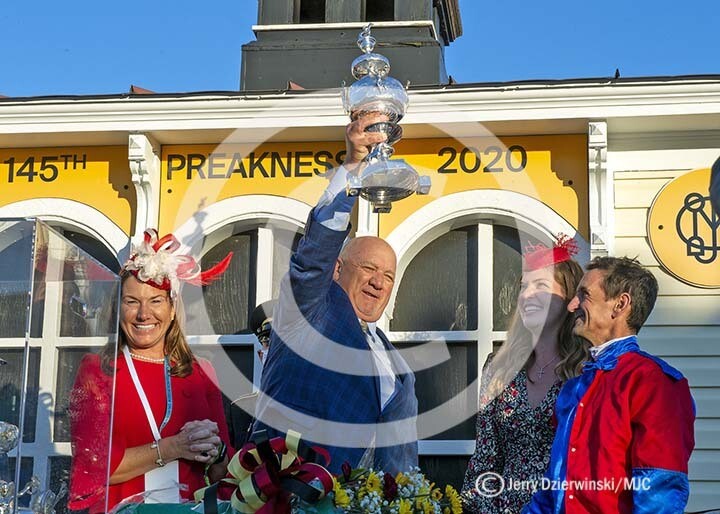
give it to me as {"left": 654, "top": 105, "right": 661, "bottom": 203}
{"left": 161, "top": 419, "right": 222, "bottom": 464}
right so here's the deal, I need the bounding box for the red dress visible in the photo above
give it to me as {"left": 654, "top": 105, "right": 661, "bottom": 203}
{"left": 67, "top": 353, "right": 232, "bottom": 513}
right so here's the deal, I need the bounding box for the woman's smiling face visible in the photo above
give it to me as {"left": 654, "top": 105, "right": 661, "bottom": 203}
{"left": 518, "top": 266, "right": 567, "bottom": 335}
{"left": 120, "top": 274, "right": 175, "bottom": 352}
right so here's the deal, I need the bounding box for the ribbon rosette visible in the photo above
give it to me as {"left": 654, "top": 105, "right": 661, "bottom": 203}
{"left": 196, "top": 430, "right": 334, "bottom": 514}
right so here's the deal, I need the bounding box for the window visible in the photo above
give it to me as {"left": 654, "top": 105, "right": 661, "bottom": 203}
{"left": 365, "top": 0, "right": 394, "bottom": 21}
{"left": 184, "top": 223, "right": 303, "bottom": 336}
{"left": 299, "top": 0, "right": 325, "bottom": 23}
{"left": 389, "top": 221, "right": 537, "bottom": 489}
{"left": 182, "top": 220, "right": 304, "bottom": 448}
{"left": 0, "top": 220, "right": 121, "bottom": 514}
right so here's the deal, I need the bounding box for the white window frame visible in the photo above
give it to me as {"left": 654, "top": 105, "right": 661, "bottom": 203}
{"left": 0, "top": 215, "right": 124, "bottom": 496}
{"left": 382, "top": 190, "right": 589, "bottom": 457}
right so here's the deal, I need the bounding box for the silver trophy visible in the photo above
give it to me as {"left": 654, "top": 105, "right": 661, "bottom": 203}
{"left": 342, "top": 24, "right": 431, "bottom": 213}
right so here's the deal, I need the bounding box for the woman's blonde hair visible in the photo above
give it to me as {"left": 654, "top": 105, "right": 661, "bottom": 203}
{"left": 101, "top": 271, "right": 195, "bottom": 377}
{"left": 482, "top": 259, "right": 588, "bottom": 403}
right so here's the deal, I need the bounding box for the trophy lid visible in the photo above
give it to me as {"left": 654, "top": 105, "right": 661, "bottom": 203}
{"left": 351, "top": 53, "right": 390, "bottom": 80}
{"left": 345, "top": 75, "right": 408, "bottom": 122}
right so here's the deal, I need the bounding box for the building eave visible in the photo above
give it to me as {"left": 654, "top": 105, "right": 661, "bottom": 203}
{"left": 0, "top": 76, "right": 719, "bottom": 146}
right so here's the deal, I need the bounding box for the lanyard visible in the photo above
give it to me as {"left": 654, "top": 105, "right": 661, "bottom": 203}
{"left": 122, "top": 346, "right": 173, "bottom": 440}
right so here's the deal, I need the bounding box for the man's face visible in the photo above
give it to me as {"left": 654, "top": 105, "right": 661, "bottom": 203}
{"left": 567, "top": 269, "right": 619, "bottom": 346}
{"left": 335, "top": 238, "right": 397, "bottom": 322}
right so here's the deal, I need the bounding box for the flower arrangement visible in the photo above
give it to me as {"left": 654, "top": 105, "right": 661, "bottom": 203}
{"left": 198, "top": 431, "right": 463, "bottom": 514}
{"left": 330, "top": 464, "right": 463, "bottom": 514}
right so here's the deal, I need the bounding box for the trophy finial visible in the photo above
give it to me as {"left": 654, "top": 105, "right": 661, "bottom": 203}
{"left": 357, "top": 23, "right": 376, "bottom": 54}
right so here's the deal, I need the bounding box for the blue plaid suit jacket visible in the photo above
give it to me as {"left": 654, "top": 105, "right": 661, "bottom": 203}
{"left": 254, "top": 208, "right": 418, "bottom": 474}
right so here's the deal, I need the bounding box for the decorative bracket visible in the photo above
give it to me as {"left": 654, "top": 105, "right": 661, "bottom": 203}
{"left": 128, "top": 133, "right": 161, "bottom": 244}
{"left": 588, "top": 121, "right": 609, "bottom": 258}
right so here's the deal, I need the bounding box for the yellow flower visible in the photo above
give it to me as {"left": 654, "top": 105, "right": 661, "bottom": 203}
{"left": 398, "top": 498, "right": 413, "bottom": 514}
{"left": 431, "top": 488, "right": 443, "bottom": 501}
{"left": 365, "top": 471, "right": 382, "bottom": 494}
{"left": 445, "top": 485, "right": 463, "bottom": 514}
{"left": 395, "top": 472, "right": 410, "bottom": 487}
{"left": 332, "top": 478, "right": 351, "bottom": 508}
{"left": 421, "top": 499, "right": 435, "bottom": 514}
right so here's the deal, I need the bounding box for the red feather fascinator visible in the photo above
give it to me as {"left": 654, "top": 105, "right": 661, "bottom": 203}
{"left": 123, "top": 229, "right": 232, "bottom": 297}
{"left": 523, "top": 233, "right": 579, "bottom": 271}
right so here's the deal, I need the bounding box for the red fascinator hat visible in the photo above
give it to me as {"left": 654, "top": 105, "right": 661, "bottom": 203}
{"left": 123, "top": 229, "right": 233, "bottom": 297}
{"left": 522, "top": 233, "right": 579, "bottom": 271}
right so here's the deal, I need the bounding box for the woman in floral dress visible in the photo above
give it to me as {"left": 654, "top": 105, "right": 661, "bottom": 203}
{"left": 461, "top": 237, "right": 589, "bottom": 514}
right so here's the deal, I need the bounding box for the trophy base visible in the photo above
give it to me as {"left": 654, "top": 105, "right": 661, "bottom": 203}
{"left": 347, "top": 159, "right": 432, "bottom": 213}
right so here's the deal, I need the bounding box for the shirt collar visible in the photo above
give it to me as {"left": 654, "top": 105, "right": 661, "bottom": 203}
{"left": 590, "top": 335, "right": 634, "bottom": 360}
{"left": 359, "top": 319, "right": 378, "bottom": 338}
{"left": 584, "top": 335, "right": 639, "bottom": 372}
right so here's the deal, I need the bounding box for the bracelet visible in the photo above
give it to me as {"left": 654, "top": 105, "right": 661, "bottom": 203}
{"left": 150, "top": 440, "right": 166, "bottom": 467}
{"left": 203, "top": 442, "right": 227, "bottom": 486}
{"left": 213, "top": 441, "right": 227, "bottom": 465}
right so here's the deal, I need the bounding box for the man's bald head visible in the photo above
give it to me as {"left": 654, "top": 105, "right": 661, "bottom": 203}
{"left": 334, "top": 236, "right": 397, "bottom": 322}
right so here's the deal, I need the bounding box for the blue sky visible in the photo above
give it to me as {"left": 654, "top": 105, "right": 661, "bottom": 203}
{"left": 1, "top": 0, "right": 718, "bottom": 97}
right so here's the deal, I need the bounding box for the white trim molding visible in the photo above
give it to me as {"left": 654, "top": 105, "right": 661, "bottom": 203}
{"left": 0, "top": 198, "right": 128, "bottom": 259}
{"left": 171, "top": 194, "right": 311, "bottom": 253}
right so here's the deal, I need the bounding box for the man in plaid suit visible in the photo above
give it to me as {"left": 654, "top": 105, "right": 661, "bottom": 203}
{"left": 253, "top": 115, "right": 419, "bottom": 474}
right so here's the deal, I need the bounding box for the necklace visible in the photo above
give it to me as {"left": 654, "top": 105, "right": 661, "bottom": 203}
{"left": 129, "top": 352, "right": 166, "bottom": 363}
{"left": 535, "top": 355, "right": 560, "bottom": 380}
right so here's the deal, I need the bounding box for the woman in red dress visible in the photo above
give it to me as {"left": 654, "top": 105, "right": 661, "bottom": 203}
{"left": 68, "top": 229, "right": 233, "bottom": 513}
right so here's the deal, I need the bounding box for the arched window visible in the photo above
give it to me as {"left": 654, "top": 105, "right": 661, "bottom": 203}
{"left": 0, "top": 220, "right": 121, "bottom": 511}
{"left": 389, "top": 221, "right": 540, "bottom": 489}
{"left": 180, "top": 220, "right": 303, "bottom": 447}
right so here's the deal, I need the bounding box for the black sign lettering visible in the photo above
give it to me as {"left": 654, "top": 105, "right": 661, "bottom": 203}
{"left": 4, "top": 153, "right": 90, "bottom": 183}
{"left": 437, "top": 145, "right": 529, "bottom": 174}
{"left": 294, "top": 151, "right": 313, "bottom": 177}
{"left": 40, "top": 156, "right": 59, "bottom": 182}
{"left": 314, "top": 151, "right": 334, "bottom": 177}
{"left": 167, "top": 154, "right": 186, "bottom": 180}
{"left": 249, "top": 152, "right": 269, "bottom": 178}
{"left": 483, "top": 146, "right": 503, "bottom": 173}
{"left": 438, "top": 147, "right": 457, "bottom": 173}
{"left": 207, "top": 153, "right": 226, "bottom": 179}
{"left": 272, "top": 152, "right": 292, "bottom": 178}
{"left": 74, "top": 153, "right": 87, "bottom": 170}
{"left": 186, "top": 154, "right": 207, "bottom": 179}
{"left": 226, "top": 153, "right": 247, "bottom": 178}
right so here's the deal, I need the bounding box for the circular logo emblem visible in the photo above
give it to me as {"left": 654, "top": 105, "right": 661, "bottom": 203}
{"left": 647, "top": 168, "right": 720, "bottom": 288}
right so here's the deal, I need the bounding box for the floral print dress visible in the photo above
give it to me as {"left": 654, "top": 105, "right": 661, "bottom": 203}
{"left": 461, "top": 368, "right": 562, "bottom": 514}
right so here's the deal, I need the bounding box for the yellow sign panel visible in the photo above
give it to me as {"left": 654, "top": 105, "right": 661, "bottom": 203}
{"left": 160, "top": 142, "right": 347, "bottom": 232}
{"left": 380, "top": 135, "right": 588, "bottom": 238}
{"left": 648, "top": 168, "right": 720, "bottom": 288}
{"left": 0, "top": 146, "right": 135, "bottom": 235}
{"left": 160, "top": 135, "right": 588, "bottom": 237}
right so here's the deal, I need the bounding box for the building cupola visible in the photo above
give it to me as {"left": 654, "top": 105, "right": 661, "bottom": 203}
{"left": 241, "top": 0, "right": 462, "bottom": 90}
